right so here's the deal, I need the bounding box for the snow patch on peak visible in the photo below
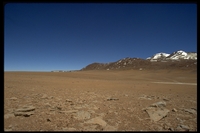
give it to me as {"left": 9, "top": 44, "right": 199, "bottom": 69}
{"left": 172, "top": 50, "right": 187, "bottom": 56}
{"left": 146, "top": 57, "right": 151, "bottom": 60}
{"left": 168, "top": 50, "right": 188, "bottom": 60}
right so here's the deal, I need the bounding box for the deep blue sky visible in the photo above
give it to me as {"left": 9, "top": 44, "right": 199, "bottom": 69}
{"left": 4, "top": 3, "right": 197, "bottom": 71}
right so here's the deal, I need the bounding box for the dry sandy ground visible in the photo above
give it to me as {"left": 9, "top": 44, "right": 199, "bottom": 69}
{"left": 4, "top": 69, "right": 197, "bottom": 131}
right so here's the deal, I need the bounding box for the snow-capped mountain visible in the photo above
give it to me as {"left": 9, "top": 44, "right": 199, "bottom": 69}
{"left": 82, "top": 50, "right": 197, "bottom": 70}
{"left": 147, "top": 52, "right": 170, "bottom": 61}
{"left": 147, "top": 50, "right": 197, "bottom": 61}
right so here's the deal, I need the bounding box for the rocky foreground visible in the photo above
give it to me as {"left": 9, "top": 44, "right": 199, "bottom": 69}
{"left": 4, "top": 70, "right": 197, "bottom": 131}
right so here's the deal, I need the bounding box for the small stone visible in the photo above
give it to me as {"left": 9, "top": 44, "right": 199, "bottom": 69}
{"left": 177, "top": 124, "right": 190, "bottom": 131}
{"left": 59, "top": 110, "right": 78, "bottom": 113}
{"left": 107, "top": 98, "right": 119, "bottom": 101}
{"left": 15, "top": 105, "right": 35, "bottom": 112}
{"left": 44, "top": 103, "right": 51, "bottom": 108}
{"left": 10, "top": 97, "right": 17, "bottom": 100}
{"left": 172, "top": 108, "right": 177, "bottom": 112}
{"left": 8, "top": 125, "right": 12, "bottom": 128}
{"left": 49, "top": 96, "right": 54, "bottom": 99}
{"left": 150, "top": 101, "right": 166, "bottom": 108}
{"left": 66, "top": 99, "right": 72, "bottom": 102}
{"left": 56, "top": 106, "right": 62, "bottom": 110}
{"left": 41, "top": 94, "right": 48, "bottom": 99}
{"left": 168, "top": 127, "right": 174, "bottom": 131}
{"left": 163, "top": 98, "right": 170, "bottom": 101}
{"left": 14, "top": 111, "right": 34, "bottom": 117}
{"left": 47, "top": 118, "right": 51, "bottom": 122}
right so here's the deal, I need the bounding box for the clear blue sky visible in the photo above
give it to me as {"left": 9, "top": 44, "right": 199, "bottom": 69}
{"left": 4, "top": 3, "right": 197, "bottom": 71}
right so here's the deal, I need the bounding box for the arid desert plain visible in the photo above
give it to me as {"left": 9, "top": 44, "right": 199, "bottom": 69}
{"left": 4, "top": 69, "right": 197, "bottom": 131}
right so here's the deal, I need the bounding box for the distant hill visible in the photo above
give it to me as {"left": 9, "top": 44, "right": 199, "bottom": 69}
{"left": 81, "top": 50, "right": 197, "bottom": 71}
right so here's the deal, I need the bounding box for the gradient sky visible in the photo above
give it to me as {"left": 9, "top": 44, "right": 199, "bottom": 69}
{"left": 4, "top": 3, "right": 197, "bottom": 71}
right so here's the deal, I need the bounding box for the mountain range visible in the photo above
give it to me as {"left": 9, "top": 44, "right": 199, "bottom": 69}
{"left": 147, "top": 50, "right": 197, "bottom": 61}
{"left": 81, "top": 50, "right": 197, "bottom": 71}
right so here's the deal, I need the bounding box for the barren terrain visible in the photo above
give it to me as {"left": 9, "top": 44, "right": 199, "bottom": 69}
{"left": 4, "top": 69, "right": 197, "bottom": 131}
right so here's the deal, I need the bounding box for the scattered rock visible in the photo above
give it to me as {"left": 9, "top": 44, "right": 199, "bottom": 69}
{"left": 183, "top": 108, "right": 197, "bottom": 115}
{"left": 84, "top": 117, "right": 107, "bottom": 128}
{"left": 176, "top": 124, "right": 190, "bottom": 131}
{"left": 144, "top": 107, "right": 170, "bottom": 122}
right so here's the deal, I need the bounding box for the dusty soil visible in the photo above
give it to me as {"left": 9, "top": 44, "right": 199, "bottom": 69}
{"left": 4, "top": 69, "right": 197, "bottom": 131}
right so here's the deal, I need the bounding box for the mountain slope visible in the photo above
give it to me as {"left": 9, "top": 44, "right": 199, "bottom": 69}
{"left": 81, "top": 50, "right": 197, "bottom": 71}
